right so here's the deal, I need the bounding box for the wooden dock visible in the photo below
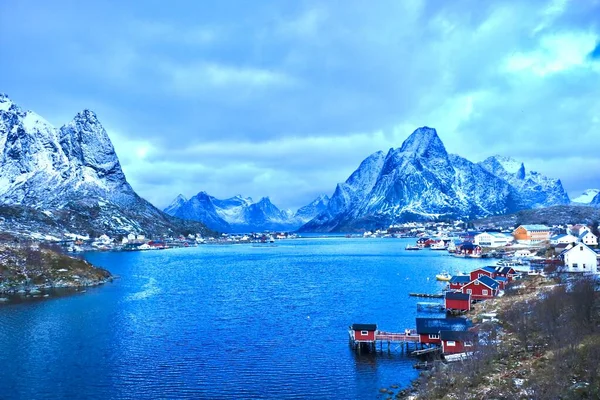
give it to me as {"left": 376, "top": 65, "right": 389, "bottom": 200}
{"left": 349, "top": 329, "right": 429, "bottom": 353}
{"left": 409, "top": 292, "right": 444, "bottom": 298}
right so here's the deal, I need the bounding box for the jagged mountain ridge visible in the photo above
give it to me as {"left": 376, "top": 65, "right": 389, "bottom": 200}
{"left": 0, "top": 93, "right": 212, "bottom": 237}
{"left": 300, "top": 127, "right": 570, "bottom": 232}
{"left": 165, "top": 192, "right": 329, "bottom": 233}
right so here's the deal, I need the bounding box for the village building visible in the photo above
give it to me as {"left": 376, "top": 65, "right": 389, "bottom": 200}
{"left": 578, "top": 231, "right": 598, "bottom": 246}
{"left": 568, "top": 224, "right": 590, "bottom": 237}
{"left": 415, "top": 317, "right": 471, "bottom": 345}
{"left": 461, "top": 276, "right": 500, "bottom": 300}
{"left": 456, "top": 242, "right": 482, "bottom": 256}
{"left": 512, "top": 224, "right": 550, "bottom": 244}
{"left": 440, "top": 330, "right": 476, "bottom": 354}
{"left": 444, "top": 291, "right": 471, "bottom": 313}
{"left": 473, "top": 232, "right": 513, "bottom": 247}
{"left": 481, "top": 266, "right": 517, "bottom": 282}
{"left": 349, "top": 324, "right": 377, "bottom": 342}
{"left": 469, "top": 267, "right": 493, "bottom": 282}
{"left": 559, "top": 243, "right": 599, "bottom": 274}
{"left": 448, "top": 275, "right": 471, "bottom": 291}
{"left": 550, "top": 233, "right": 578, "bottom": 245}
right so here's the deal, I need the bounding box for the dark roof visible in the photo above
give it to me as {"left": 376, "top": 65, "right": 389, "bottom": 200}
{"left": 494, "top": 266, "right": 515, "bottom": 275}
{"left": 476, "top": 275, "right": 500, "bottom": 289}
{"left": 450, "top": 275, "right": 471, "bottom": 284}
{"left": 445, "top": 291, "right": 470, "bottom": 301}
{"left": 494, "top": 276, "right": 508, "bottom": 282}
{"left": 482, "top": 266, "right": 496, "bottom": 273}
{"left": 415, "top": 318, "right": 470, "bottom": 334}
{"left": 440, "top": 330, "right": 477, "bottom": 341}
{"left": 351, "top": 324, "right": 377, "bottom": 331}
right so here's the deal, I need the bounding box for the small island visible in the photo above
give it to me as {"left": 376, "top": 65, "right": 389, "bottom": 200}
{"left": 0, "top": 234, "right": 111, "bottom": 301}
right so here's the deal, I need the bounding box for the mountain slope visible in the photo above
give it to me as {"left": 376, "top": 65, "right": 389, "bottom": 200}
{"left": 0, "top": 93, "right": 213, "bottom": 237}
{"left": 300, "top": 127, "right": 569, "bottom": 232}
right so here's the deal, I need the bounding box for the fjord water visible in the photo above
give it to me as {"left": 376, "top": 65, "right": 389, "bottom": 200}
{"left": 0, "top": 238, "right": 489, "bottom": 399}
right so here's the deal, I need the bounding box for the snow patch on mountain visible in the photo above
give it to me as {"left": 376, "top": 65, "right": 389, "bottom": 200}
{"left": 572, "top": 189, "right": 600, "bottom": 204}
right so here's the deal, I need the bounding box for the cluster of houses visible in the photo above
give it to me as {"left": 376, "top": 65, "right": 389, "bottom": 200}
{"left": 350, "top": 265, "right": 519, "bottom": 357}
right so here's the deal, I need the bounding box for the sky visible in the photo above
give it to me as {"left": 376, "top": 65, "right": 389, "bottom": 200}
{"left": 1, "top": 0, "right": 599, "bottom": 211}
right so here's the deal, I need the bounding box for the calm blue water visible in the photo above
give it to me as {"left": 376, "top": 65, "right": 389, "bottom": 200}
{"left": 0, "top": 238, "right": 490, "bottom": 399}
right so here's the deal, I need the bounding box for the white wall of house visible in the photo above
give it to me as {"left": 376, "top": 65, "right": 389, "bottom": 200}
{"left": 579, "top": 231, "right": 598, "bottom": 246}
{"left": 562, "top": 244, "right": 598, "bottom": 274}
{"left": 550, "top": 234, "right": 578, "bottom": 245}
{"left": 474, "top": 232, "right": 512, "bottom": 247}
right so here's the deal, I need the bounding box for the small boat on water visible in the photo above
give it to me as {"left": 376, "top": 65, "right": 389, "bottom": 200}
{"left": 405, "top": 244, "right": 421, "bottom": 250}
{"left": 435, "top": 272, "right": 452, "bottom": 281}
{"left": 430, "top": 241, "right": 447, "bottom": 250}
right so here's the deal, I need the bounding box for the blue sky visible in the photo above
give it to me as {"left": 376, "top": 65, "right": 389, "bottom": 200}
{"left": 1, "top": 0, "right": 599, "bottom": 210}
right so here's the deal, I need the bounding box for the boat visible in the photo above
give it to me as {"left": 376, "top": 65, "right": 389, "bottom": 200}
{"left": 405, "top": 244, "right": 421, "bottom": 250}
{"left": 430, "top": 241, "right": 447, "bottom": 250}
{"left": 436, "top": 272, "right": 452, "bottom": 281}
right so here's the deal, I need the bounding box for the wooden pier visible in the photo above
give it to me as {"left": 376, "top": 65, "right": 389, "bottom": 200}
{"left": 348, "top": 327, "right": 432, "bottom": 354}
{"left": 409, "top": 292, "right": 444, "bottom": 298}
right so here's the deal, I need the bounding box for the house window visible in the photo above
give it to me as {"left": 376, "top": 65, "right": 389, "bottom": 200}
{"left": 446, "top": 341, "right": 456, "bottom": 346}
{"left": 482, "top": 289, "right": 488, "bottom": 295}
{"left": 428, "top": 334, "right": 440, "bottom": 339}
{"left": 465, "top": 341, "right": 473, "bottom": 347}
{"left": 360, "top": 331, "right": 369, "bottom": 335}
{"left": 573, "top": 263, "right": 578, "bottom": 268}
{"left": 583, "top": 264, "right": 586, "bottom": 269}
{"left": 580, "top": 246, "right": 583, "bottom": 251}
{"left": 467, "top": 289, "right": 472, "bottom": 294}
{"left": 475, "top": 280, "right": 479, "bottom": 285}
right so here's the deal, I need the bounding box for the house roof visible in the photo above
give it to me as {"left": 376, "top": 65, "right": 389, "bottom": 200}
{"left": 445, "top": 291, "right": 470, "bottom": 301}
{"left": 475, "top": 275, "right": 500, "bottom": 289}
{"left": 519, "top": 224, "right": 550, "bottom": 231}
{"left": 482, "top": 266, "right": 497, "bottom": 273}
{"left": 450, "top": 275, "right": 471, "bottom": 284}
{"left": 560, "top": 243, "right": 596, "bottom": 257}
{"left": 440, "top": 330, "right": 477, "bottom": 341}
{"left": 415, "top": 317, "right": 470, "bottom": 334}
{"left": 351, "top": 324, "right": 377, "bottom": 331}
{"left": 482, "top": 266, "right": 515, "bottom": 275}
{"left": 494, "top": 276, "right": 508, "bottom": 282}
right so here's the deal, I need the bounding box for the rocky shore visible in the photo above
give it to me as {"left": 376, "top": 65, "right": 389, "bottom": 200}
{"left": 0, "top": 241, "right": 112, "bottom": 301}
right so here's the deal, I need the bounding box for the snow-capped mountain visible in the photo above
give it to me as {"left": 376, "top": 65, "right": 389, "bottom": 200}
{"left": 572, "top": 189, "right": 600, "bottom": 205}
{"left": 479, "top": 155, "right": 570, "bottom": 209}
{"left": 293, "top": 194, "right": 330, "bottom": 223}
{"left": 590, "top": 192, "right": 600, "bottom": 208}
{"left": 0, "top": 93, "right": 211, "bottom": 237}
{"left": 165, "top": 192, "right": 328, "bottom": 232}
{"left": 301, "top": 127, "right": 570, "bottom": 232}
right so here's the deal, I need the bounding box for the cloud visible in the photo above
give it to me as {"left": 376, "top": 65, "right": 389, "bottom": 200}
{"left": 2, "top": 0, "right": 600, "bottom": 210}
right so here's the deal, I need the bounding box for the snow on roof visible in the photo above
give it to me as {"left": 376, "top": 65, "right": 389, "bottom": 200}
{"left": 520, "top": 224, "right": 550, "bottom": 231}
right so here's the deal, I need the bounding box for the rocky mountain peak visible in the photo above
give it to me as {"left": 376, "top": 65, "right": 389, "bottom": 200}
{"left": 399, "top": 126, "right": 447, "bottom": 159}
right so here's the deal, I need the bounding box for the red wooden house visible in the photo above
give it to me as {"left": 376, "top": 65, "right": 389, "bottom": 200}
{"left": 461, "top": 276, "right": 500, "bottom": 300}
{"left": 440, "top": 330, "right": 476, "bottom": 354}
{"left": 493, "top": 276, "right": 508, "bottom": 290}
{"left": 483, "top": 266, "right": 517, "bottom": 282}
{"left": 469, "top": 267, "right": 494, "bottom": 282}
{"left": 415, "top": 318, "right": 470, "bottom": 345}
{"left": 444, "top": 291, "right": 471, "bottom": 312}
{"left": 448, "top": 275, "right": 471, "bottom": 291}
{"left": 350, "top": 324, "right": 377, "bottom": 342}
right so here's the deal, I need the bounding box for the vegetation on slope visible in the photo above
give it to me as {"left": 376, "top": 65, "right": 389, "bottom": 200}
{"left": 400, "top": 276, "right": 600, "bottom": 399}
{"left": 0, "top": 237, "right": 111, "bottom": 295}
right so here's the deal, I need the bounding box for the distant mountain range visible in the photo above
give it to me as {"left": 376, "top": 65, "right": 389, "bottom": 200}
{"left": 164, "top": 192, "right": 329, "bottom": 233}
{"left": 0, "top": 93, "right": 212, "bottom": 238}
{"left": 300, "top": 127, "right": 572, "bottom": 232}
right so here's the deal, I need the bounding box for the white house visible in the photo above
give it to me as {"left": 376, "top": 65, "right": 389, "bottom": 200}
{"left": 578, "top": 231, "right": 598, "bottom": 246}
{"left": 550, "top": 233, "right": 578, "bottom": 245}
{"left": 560, "top": 243, "right": 598, "bottom": 274}
{"left": 514, "top": 249, "right": 533, "bottom": 258}
{"left": 474, "top": 232, "right": 513, "bottom": 247}
{"left": 568, "top": 224, "right": 590, "bottom": 237}
{"left": 127, "top": 233, "right": 136, "bottom": 241}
